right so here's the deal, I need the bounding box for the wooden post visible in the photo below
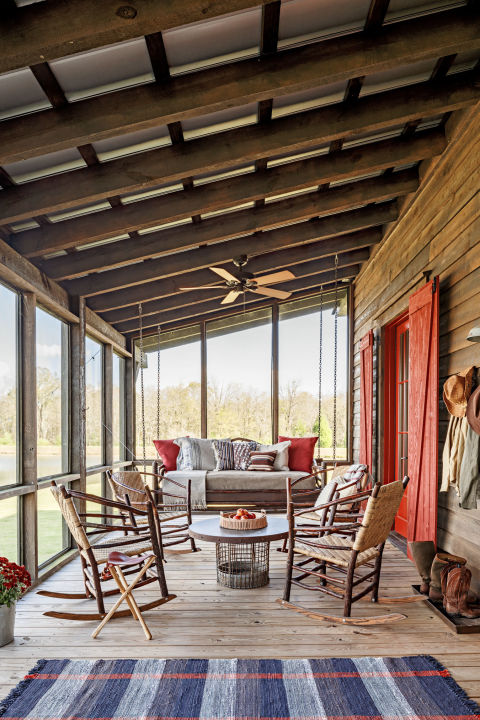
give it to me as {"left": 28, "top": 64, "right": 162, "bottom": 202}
{"left": 70, "top": 297, "right": 86, "bottom": 503}
{"left": 103, "top": 343, "right": 113, "bottom": 497}
{"left": 271, "top": 303, "right": 279, "bottom": 443}
{"left": 20, "top": 291, "right": 37, "bottom": 581}
{"left": 347, "top": 284, "right": 354, "bottom": 463}
{"left": 125, "top": 337, "right": 136, "bottom": 463}
{"left": 200, "top": 321, "right": 207, "bottom": 438}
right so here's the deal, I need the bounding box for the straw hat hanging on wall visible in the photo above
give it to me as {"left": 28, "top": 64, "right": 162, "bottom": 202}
{"left": 443, "top": 366, "right": 476, "bottom": 417}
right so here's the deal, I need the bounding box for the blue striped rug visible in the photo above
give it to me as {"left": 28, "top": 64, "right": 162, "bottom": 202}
{"left": 1, "top": 656, "right": 479, "bottom": 720}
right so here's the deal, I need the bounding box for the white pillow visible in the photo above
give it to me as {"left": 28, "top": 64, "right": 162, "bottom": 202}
{"left": 257, "top": 441, "right": 291, "bottom": 471}
{"left": 314, "top": 476, "right": 358, "bottom": 516}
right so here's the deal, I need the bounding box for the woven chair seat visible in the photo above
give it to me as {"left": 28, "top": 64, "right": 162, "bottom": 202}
{"left": 85, "top": 535, "right": 154, "bottom": 564}
{"left": 294, "top": 534, "right": 379, "bottom": 568}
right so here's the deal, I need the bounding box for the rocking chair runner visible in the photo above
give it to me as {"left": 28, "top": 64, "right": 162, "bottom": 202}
{"left": 107, "top": 469, "right": 198, "bottom": 554}
{"left": 37, "top": 482, "right": 176, "bottom": 620}
{"left": 278, "top": 476, "right": 417, "bottom": 625}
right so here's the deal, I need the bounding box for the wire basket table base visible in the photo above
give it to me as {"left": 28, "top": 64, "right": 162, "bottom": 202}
{"left": 216, "top": 541, "right": 270, "bottom": 588}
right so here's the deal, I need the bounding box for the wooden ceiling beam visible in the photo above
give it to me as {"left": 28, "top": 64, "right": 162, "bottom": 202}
{"left": 20, "top": 130, "right": 439, "bottom": 260}
{"left": 260, "top": 1, "right": 281, "bottom": 55}
{"left": 100, "top": 228, "right": 381, "bottom": 324}
{"left": 0, "top": 8, "right": 478, "bottom": 164}
{"left": 61, "top": 172, "right": 411, "bottom": 297}
{"left": 118, "top": 261, "right": 363, "bottom": 334}
{"left": 364, "top": 0, "right": 391, "bottom": 33}
{"left": 129, "top": 274, "right": 357, "bottom": 339}
{"left": 2, "top": 72, "right": 472, "bottom": 226}
{"left": 48, "top": 203, "right": 388, "bottom": 294}
{"left": 85, "top": 204, "right": 394, "bottom": 312}
{"left": 0, "top": 0, "right": 272, "bottom": 74}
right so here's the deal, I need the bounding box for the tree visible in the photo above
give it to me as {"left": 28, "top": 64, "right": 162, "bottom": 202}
{"left": 312, "top": 414, "right": 332, "bottom": 449}
{"left": 36, "top": 366, "right": 61, "bottom": 444}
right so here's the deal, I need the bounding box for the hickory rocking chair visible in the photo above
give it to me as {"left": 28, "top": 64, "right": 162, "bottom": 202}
{"left": 37, "top": 481, "right": 176, "bottom": 620}
{"left": 107, "top": 468, "right": 198, "bottom": 555}
{"left": 277, "top": 476, "right": 423, "bottom": 625}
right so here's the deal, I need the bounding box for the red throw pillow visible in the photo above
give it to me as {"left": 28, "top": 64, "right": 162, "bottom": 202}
{"left": 278, "top": 435, "right": 318, "bottom": 473}
{"left": 153, "top": 439, "right": 180, "bottom": 472}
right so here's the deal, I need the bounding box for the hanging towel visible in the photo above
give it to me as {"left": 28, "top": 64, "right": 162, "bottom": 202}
{"left": 441, "top": 414, "right": 458, "bottom": 492}
{"left": 458, "top": 424, "right": 480, "bottom": 509}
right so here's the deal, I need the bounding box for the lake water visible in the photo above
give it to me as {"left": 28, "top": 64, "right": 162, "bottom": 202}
{"left": 0, "top": 453, "right": 102, "bottom": 486}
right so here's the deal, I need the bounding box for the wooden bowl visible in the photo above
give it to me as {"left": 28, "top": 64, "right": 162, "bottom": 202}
{"left": 220, "top": 510, "right": 267, "bottom": 530}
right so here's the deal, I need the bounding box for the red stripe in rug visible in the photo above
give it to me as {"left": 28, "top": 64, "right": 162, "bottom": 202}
{"left": 25, "top": 670, "right": 451, "bottom": 680}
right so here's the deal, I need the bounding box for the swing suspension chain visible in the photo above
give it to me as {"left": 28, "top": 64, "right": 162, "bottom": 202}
{"left": 138, "top": 303, "right": 146, "bottom": 472}
{"left": 156, "top": 324, "right": 161, "bottom": 439}
{"left": 333, "top": 254, "right": 338, "bottom": 461}
{"left": 318, "top": 285, "right": 323, "bottom": 455}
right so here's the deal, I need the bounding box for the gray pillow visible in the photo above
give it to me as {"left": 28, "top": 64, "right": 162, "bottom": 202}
{"left": 175, "top": 437, "right": 217, "bottom": 471}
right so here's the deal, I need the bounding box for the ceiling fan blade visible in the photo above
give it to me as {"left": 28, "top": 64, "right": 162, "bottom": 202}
{"left": 250, "top": 287, "right": 292, "bottom": 300}
{"left": 210, "top": 266, "right": 238, "bottom": 282}
{"left": 221, "top": 290, "right": 242, "bottom": 305}
{"left": 255, "top": 270, "right": 295, "bottom": 285}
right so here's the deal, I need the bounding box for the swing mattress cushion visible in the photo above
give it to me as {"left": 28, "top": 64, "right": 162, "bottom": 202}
{"left": 204, "top": 470, "right": 314, "bottom": 492}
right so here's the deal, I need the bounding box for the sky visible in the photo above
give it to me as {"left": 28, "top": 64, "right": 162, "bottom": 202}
{"left": 139, "top": 308, "right": 348, "bottom": 396}
{"left": 0, "top": 281, "right": 348, "bottom": 403}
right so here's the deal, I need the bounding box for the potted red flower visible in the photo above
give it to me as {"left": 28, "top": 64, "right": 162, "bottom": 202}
{"left": 0, "top": 557, "right": 31, "bottom": 646}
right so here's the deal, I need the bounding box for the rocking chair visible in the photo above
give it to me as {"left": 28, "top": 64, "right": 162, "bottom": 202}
{"left": 107, "top": 469, "right": 198, "bottom": 554}
{"left": 278, "top": 466, "right": 371, "bottom": 552}
{"left": 278, "top": 476, "right": 417, "bottom": 625}
{"left": 37, "top": 482, "right": 176, "bottom": 620}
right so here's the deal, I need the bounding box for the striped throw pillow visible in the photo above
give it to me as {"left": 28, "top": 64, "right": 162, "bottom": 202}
{"left": 233, "top": 440, "right": 258, "bottom": 470}
{"left": 212, "top": 439, "right": 235, "bottom": 471}
{"left": 247, "top": 450, "right": 277, "bottom": 472}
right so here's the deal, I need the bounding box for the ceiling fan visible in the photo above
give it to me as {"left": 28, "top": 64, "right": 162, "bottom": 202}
{"left": 180, "top": 255, "right": 295, "bottom": 305}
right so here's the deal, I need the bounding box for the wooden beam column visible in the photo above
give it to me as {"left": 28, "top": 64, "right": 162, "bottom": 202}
{"left": 200, "top": 321, "right": 208, "bottom": 439}
{"left": 20, "top": 291, "right": 37, "bottom": 581}
{"left": 103, "top": 343, "right": 113, "bottom": 497}
{"left": 271, "top": 303, "right": 279, "bottom": 443}
{"left": 70, "top": 297, "right": 86, "bottom": 502}
{"left": 124, "top": 338, "right": 136, "bottom": 463}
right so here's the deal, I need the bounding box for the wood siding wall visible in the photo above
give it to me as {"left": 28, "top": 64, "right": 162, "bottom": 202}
{"left": 352, "top": 105, "right": 480, "bottom": 590}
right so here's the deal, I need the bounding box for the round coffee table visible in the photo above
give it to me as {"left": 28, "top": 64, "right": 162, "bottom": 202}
{"left": 188, "top": 517, "right": 288, "bottom": 589}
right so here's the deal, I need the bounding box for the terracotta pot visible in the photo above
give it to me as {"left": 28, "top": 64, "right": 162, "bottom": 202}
{"left": 0, "top": 603, "right": 15, "bottom": 647}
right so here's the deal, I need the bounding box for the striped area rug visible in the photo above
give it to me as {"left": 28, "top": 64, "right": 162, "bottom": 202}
{"left": 1, "top": 656, "right": 479, "bottom": 720}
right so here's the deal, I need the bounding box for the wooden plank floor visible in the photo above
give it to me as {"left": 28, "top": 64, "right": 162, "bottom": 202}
{"left": 1, "top": 522, "right": 480, "bottom": 703}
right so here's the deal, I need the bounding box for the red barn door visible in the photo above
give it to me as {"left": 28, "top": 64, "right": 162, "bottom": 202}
{"left": 407, "top": 278, "right": 439, "bottom": 544}
{"left": 359, "top": 330, "right": 373, "bottom": 473}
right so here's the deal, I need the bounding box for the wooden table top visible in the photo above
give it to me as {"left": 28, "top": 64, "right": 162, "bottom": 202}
{"left": 188, "top": 516, "right": 289, "bottom": 544}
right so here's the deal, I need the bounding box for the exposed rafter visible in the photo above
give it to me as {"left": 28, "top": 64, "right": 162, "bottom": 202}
{"left": 61, "top": 173, "right": 413, "bottom": 297}
{"left": 124, "top": 271, "right": 358, "bottom": 339}
{"left": 0, "top": 9, "right": 478, "bottom": 164}
{"left": 0, "top": 0, "right": 272, "bottom": 74}
{"left": 100, "top": 229, "right": 381, "bottom": 325}
{"left": 109, "top": 243, "right": 370, "bottom": 332}
{"left": 15, "top": 131, "right": 440, "bottom": 259}
{"left": 120, "top": 263, "right": 361, "bottom": 335}
{"left": 84, "top": 205, "right": 394, "bottom": 312}
{"left": 1, "top": 73, "right": 458, "bottom": 227}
